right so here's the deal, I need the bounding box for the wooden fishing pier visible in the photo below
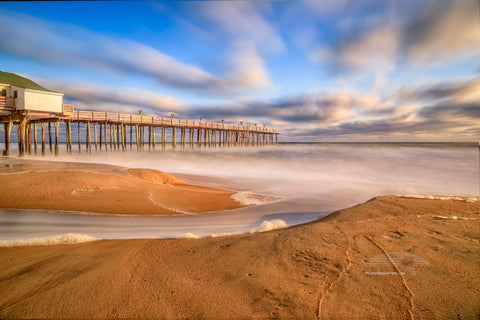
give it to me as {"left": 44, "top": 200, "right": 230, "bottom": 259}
{"left": 0, "top": 97, "right": 280, "bottom": 156}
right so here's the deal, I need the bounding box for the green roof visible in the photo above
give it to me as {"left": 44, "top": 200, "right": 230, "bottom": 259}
{"left": 0, "top": 71, "right": 52, "bottom": 92}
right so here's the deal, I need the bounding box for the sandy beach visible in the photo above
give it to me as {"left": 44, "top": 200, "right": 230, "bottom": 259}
{"left": 0, "top": 159, "right": 244, "bottom": 215}
{"left": 0, "top": 163, "right": 478, "bottom": 320}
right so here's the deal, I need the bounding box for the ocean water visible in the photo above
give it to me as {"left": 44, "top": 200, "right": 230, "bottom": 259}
{"left": 0, "top": 142, "right": 478, "bottom": 245}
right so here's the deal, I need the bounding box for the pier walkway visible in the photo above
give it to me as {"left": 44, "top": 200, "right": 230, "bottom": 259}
{"left": 0, "top": 98, "right": 280, "bottom": 156}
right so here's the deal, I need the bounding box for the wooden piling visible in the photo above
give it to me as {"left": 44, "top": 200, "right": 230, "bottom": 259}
{"left": 77, "top": 122, "right": 81, "bottom": 152}
{"left": 20, "top": 119, "right": 26, "bottom": 156}
{"left": 109, "top": 124, "right": 113, "bottom": 149}
{"left": 130, "top": 125, "right": 133, "bottom": 149}
{"left": 54, "top": 121, "right": 59, "bottom": 155}
{"left": 172, "top": 127, "right": 176, "bottom": 146}
{"left": 112, "top": 124, "right": 117, "bottom": 150}
{"left": 124, "top": 124, "right": 127, "bottom": 149}
{"left": 116, "top": 124, "right": 120, "bottom": 149}
{"left": 148, "top": 125, "right": 151, "bottom": 149}
{"left": 3, "top": 120, "right": 12, "bottom": 156}
{"left": 65, "top": 122, "right": 69, "bottom": 153}
{"left": 135, "top": 125, "right": 139, "bottom": 150}
{"left": 2, "top": 123, "right": 6, "bottom": 156}
{"left": 93, "top": 122, "right": 97, "bottom": 150}
{"left": 86, "top": 122, "right": 91, "bottom": 152}
{"left": 104, "top": 122, "right": 108, "bottom": 151}
{"left": 48, "top": 122, "right": 52, "bottom": 152}
{"left": 152, "top": 126, "right": 156, "bottom": 148}
{"left": 98, "top": 124, "right": 102, "bottom": 150}
{"left": 41, "top": 122, "right": 46, "bottom": 155}
{"left": 121, "top": 124, "right": 125, "bottom": 150}
{"left": 66, "top": 121, "right": 72, "bottom": 153}
{"left": 16, "top": 124, "right": 21, "bottom": 156}
{"left": 33, "top": 123, "right": 37, "bottom": 154}
{"left": 26, "top": 122, "right": 31, "bottom": 154}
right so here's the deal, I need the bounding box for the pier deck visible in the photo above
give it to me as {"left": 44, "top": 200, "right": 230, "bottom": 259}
{"left": 0, "top": 100, "right": 279, "bottom": 156}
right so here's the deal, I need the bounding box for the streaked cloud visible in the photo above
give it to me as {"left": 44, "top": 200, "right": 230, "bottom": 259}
{"left": 40, "top": 80, "right": 186, "bottom": 114}
{"left": 0, "top": 10, "right": 272, "bottom": 95}
{"left": 405, "top": 0, "right": 479, "bottom": 65}
{"left": 191, "top": 1, "right": 285, "bottom": 54}
{"left": 395, "top": 77, "right": 480, "bottom": 104}
{"left": 313, "top": 24, "right": 402, "bottom": 73}
{"left": 225, "top": 41, "right": 273, "bottom": 90}
{"left": 311, "top": 0, "right": 479, "bottom": 73}
{"left": 418, "top": 103, "right": 480, "bottom": 120}
{"left": 187, "top": 75, "right": 480, "bottom": 141}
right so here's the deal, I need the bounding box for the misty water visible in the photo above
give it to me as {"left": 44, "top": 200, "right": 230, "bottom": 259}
{"left": 0, "top": 142, "right": 478, "bottom": 244}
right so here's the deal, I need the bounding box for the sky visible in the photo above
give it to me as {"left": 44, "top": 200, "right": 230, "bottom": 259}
{"left": 0, "top": 0, "right": 479, "bottom": 142}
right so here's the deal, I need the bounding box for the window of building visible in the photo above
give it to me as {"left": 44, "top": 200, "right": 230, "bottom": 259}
{"left": 13, "top": 90, "right": 17, "bottom": 98}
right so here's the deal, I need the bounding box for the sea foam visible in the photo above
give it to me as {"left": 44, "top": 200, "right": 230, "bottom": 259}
{"left": 396, "top": 195, "right": 479, "bottom": 202}
{"left": 231, "top": 192, "right": 278, "bottom": 206}
{"left": 180, "top": 219, "right": 288, "bottom": 239}
{"left": 0, "top": 233, "right": 98, "bottom": 247}
{"left": 249, "top": 219, "right": 287, "bottom": 233}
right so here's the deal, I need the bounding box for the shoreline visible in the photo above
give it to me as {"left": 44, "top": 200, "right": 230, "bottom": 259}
{"left": 0, "top": 194, "right": 477, "bottom": 246}
{"left": 0, "top": 195, "right": 478, "bottom": 318}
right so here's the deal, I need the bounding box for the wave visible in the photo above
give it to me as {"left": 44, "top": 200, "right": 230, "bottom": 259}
{"left": 249, "top": 219, "right": 287, "bottom": 233}
{"left": 180, "top": 219, "right": 288, "bottom": 239}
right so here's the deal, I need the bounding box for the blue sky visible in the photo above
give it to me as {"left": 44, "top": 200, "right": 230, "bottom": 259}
{"left": 0, "top": 0, "right": 478, "bottom": 141}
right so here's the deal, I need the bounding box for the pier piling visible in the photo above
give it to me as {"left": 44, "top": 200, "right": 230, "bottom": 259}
{"left": 1, "top": 106, "right": 279, "bottom": 156}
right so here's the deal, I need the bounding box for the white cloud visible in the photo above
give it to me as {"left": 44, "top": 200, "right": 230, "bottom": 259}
{"left": 0, "top": 11, "right": 223, "bottom": 91}
{"left": 195, "top": 1, "right": 285, "bottom": 54}
{"left": 0, "top": 9, "right": 275, "bottom": 95}
{"left": 186, "top": 75, "right": 480, "bottom": 141}
{"left": 225, "top": 41, "right": 273, "bottom": 90}
{"left": 309, "top": 0, "right": 479, "bottom": 73}
{"left": 40, "top": 79, "right": 186, "bottom": 113}
{"left": 406, "top": 0, "right": 479, "bottom": 65}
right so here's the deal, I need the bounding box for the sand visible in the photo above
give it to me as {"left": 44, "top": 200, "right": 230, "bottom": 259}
{"left": 0, "top": 194, "right": 478, "bottom": 319}
{"left": 0, "top": 159, "right": 243, "bottom": 215}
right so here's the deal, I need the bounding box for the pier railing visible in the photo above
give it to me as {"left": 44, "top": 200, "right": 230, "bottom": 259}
{"left": 2, "top": 102, "right": 280, "bottom": 156}
{"left": 62, "top": 104, "right": 74, "bottom": 115}
{"left": 69, "top": 110, "right": 279, "bottom": 134}
{"left": 0, "top": 97, "right": 15, "bottom": 111}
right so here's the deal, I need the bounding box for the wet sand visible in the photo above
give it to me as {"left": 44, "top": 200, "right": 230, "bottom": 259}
{"left": 0, "top": 195, "right": 478, "bottom": 319}
{"left": 0, "top": 159, "right": 243, "bottom": 215}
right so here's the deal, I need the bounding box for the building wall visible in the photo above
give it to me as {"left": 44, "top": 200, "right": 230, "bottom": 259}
{"left": 10, "top": 86, "right": 63, "bottom": 113}
{"left": 24, "top": 90, "right": 63, "bottom": 113}
{"left": 10, "top": 86, "right": 25, "bottom": 110}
